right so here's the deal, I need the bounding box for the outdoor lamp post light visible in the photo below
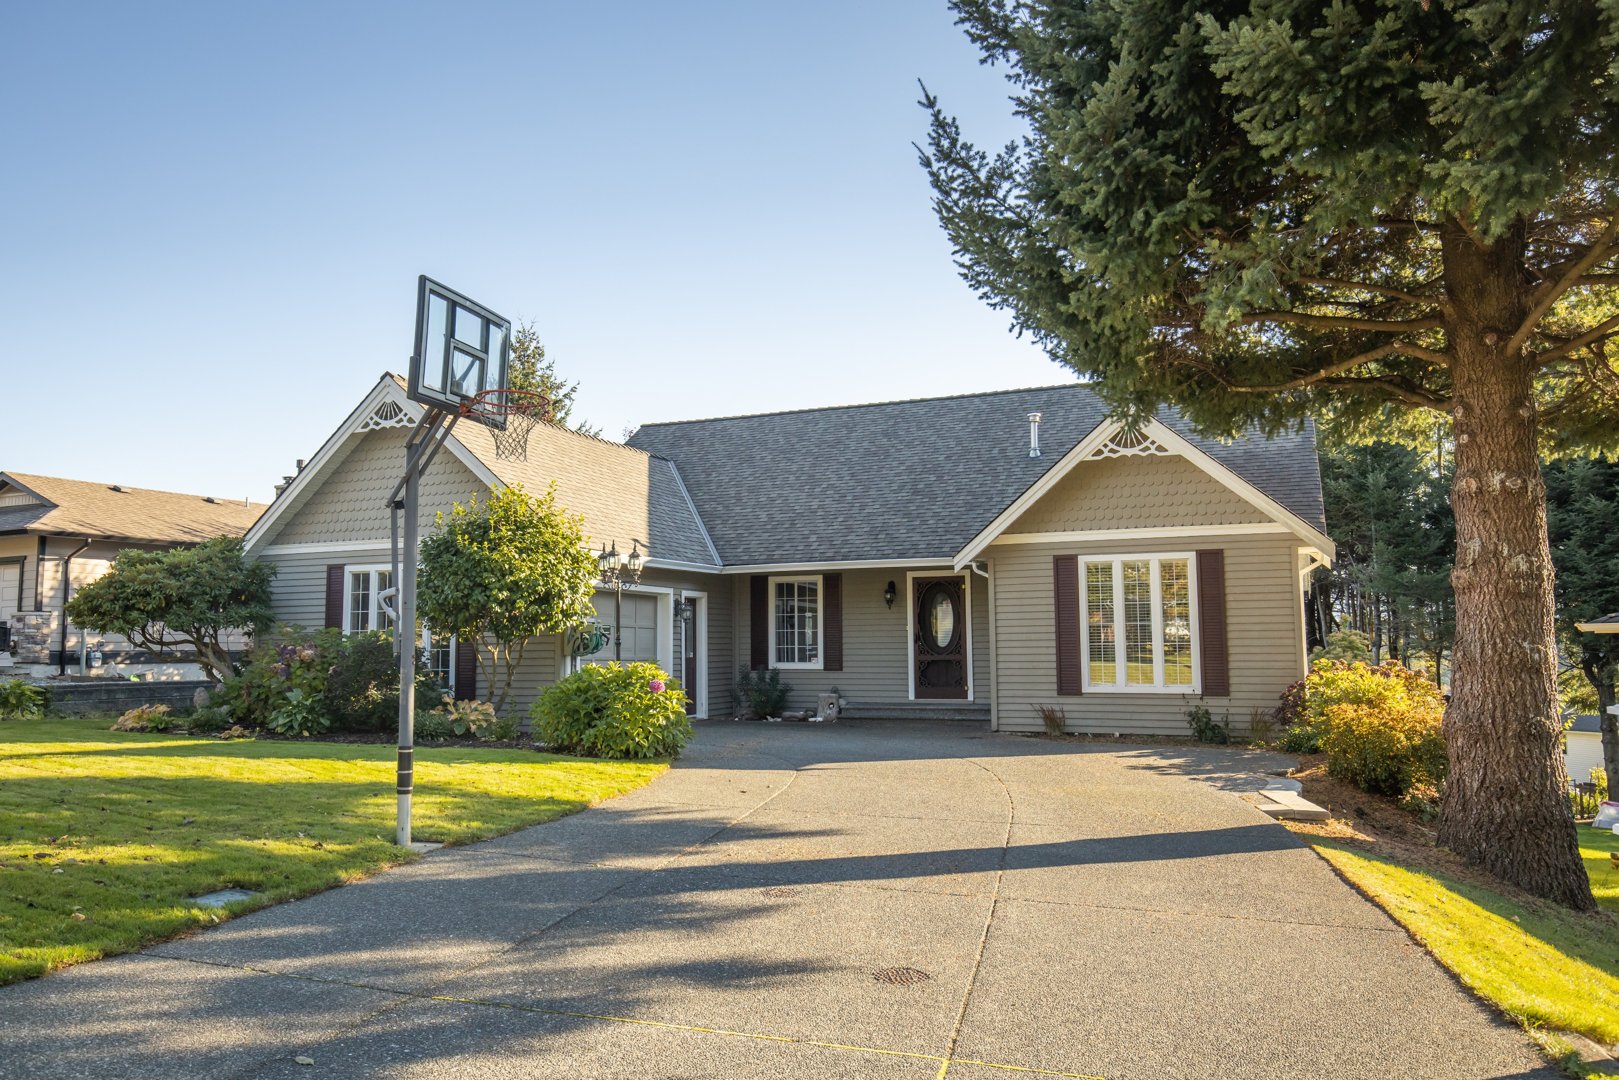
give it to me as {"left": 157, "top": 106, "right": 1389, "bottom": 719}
{"left": 597, "top": 540, "right": 644, "bottom": 661}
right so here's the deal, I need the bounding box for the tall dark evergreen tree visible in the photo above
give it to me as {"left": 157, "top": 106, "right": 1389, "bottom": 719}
{"left": 920, "top": 1, "right": 1619, "bottom": 907}
{"left": 1320, "top": 439, "right": 1455, "bottom": 677}
{"left": 1546, "top": 456, "right": 1619, "bottom": 783}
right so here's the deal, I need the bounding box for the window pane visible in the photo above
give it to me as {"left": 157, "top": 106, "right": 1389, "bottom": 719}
{"left": 1123, "top": 560, "right": 1154, "bottom": 685}
{"left": 773, "top": 579, "right": 819, "bottom": 665}
{"left": 427, "top": 631, "right": 453, "bottom": 691}
{"left": 1086, "top": 563, "right": 1115, "bottom": 685}
{"left": 1161, "top": 559, "right": 1193, "bottom": 686}
{"left": 349, "top": 572, "right": 370, "bottom": 633}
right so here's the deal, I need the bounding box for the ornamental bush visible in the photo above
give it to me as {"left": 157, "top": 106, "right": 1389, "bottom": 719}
{"left": 0, "top": 679, "right": 47, "bottom": 721}
{"left": 1306, "top": 661, "right": 1447, "bottom": 798}
{"left": 531, "top": 662, "right": 691, "bottom": 759}
{"left": 321, "top": 631, "right": 439, "bottom": 733}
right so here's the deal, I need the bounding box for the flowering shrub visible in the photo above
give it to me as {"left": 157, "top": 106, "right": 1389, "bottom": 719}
{"left": 531, "top": 661, "right": 691, "bottom": 759}
{"left": 1306, "top": 661, "right": 1447, "bottom": 797}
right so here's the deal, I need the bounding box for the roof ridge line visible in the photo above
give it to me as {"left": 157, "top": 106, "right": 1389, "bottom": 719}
{"left": 631, "top": 381, "right": 1095, "bottom": 430}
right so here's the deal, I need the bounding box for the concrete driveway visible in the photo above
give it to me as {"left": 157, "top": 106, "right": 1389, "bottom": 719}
{"left": 0, "top": 721, "right": 1555, "bottom": 1079}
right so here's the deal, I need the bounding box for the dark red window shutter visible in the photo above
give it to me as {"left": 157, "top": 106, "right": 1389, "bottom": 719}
{"left": 822, "top": 573, "right": 843, "bottom": 671}
{"left": 454, "top": 639, "right": 477, "bottom": 701}
{"left": 1197, "top": 550, "right": 1230, "bottom": 697}
{"left": 324, "top": 565, "right": 345, "bottom": 629}
{"left": 749, "top": 575, "right": 768, "bottom": 670}
{"left": 1053, "top": 555, "right": 1081, "bottom": 695}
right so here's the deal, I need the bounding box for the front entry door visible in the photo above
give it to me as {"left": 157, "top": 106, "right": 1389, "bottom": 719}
{"left": 913, "top": 576, "right": 968, "bottom": 700}
{"left": 680, "top": 597, "right": 698, "bottom": 716}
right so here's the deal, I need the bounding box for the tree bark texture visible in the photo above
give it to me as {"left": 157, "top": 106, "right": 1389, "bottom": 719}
{"left": 1437, "top": 226, "right": 1596, "bottom": 911}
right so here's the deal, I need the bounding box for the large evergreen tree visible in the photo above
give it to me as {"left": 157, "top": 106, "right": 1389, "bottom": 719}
{"left": 921, "top": 0, "right": 1619, "bottom": 908}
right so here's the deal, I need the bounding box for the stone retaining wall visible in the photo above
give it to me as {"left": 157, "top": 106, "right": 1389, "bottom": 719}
{"left": 43, "top": 679, "right": 214, "bottom": 716}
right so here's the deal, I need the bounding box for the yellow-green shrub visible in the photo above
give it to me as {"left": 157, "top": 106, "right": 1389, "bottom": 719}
{"left": 1307, "top": 661, "right": 1446, "bottom": 798}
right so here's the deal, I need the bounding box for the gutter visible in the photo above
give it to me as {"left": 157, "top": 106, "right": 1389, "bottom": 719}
{"left": 57, "top": 538, "right": 92, "bottom": 676}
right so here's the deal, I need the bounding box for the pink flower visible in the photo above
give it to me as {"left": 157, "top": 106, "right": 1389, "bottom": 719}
{"left": 648, "top": 679, "right": 666, "bottom": 694}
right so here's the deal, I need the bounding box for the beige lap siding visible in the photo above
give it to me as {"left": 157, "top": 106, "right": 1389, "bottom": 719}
{"left": 731, "top": 567, "right": 989, "bottom": 712}
{"left": 987, "top": 533, "right": 1305, "bottom": 736}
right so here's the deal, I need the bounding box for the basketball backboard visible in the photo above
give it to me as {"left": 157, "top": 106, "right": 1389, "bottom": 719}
{"left": 408, "top": 276, "right": 512, "bottom": 426}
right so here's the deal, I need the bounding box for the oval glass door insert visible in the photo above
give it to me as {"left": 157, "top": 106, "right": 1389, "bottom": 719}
{"left": 924, "top": 586, "right": 958, "bottom": 652}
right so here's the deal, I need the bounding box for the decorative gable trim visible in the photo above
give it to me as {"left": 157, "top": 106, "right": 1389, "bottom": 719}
{"left": 953, "top": 417, "right": 1335, "bottom": 569}
{"left": 358, "top": 400, "right": 414, "bottom": 431}
{"left": 243, "top": 377, "right": 499, "bottom": 554}
{"left": 1083, "top": 428, "right": 1171, "bottom": 460}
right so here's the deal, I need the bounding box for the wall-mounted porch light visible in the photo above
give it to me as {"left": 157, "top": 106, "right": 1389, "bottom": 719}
{"left": 884, "top": 580, "right": 897, "bottom": 608}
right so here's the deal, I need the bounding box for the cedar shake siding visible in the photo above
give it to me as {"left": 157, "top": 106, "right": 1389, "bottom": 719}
{"left": 1003, "top": 454, "right": 1268, "bottom": 535}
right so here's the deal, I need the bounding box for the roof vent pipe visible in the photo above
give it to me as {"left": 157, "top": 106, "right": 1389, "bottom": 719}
{"left": 1028, "top": 412, "right": 1042, "bottom": 458}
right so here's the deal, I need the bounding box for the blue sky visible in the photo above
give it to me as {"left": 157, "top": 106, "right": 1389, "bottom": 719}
{"left": 2, "top": 2, "right": 1060, "bottom": 502}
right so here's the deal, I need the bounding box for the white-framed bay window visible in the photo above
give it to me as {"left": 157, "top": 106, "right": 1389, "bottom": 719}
{"left": 345, "top": 565, "right": 395, "bottom": 634}
{"left": 1081, "top": 553, "right": 1198, "bottom": 692}
{"left": 769, "top": 575, "right": 822, "bottom": 669}
{"left": 423, "top": 627, "right": 456, "bottom": 695}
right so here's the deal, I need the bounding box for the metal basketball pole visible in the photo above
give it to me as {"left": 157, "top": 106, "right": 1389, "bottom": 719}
{"left": 388, "top": 407, "right": 457, "bottom": 847}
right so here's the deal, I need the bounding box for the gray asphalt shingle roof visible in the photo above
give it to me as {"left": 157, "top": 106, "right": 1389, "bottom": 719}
{"left": 628, "top": 384, "right": 1326, "bottom": 566}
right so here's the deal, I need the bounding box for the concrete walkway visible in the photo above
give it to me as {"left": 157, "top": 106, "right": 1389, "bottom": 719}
{"left": 0, "top": 721, "right": 1556, "bottom": 1079}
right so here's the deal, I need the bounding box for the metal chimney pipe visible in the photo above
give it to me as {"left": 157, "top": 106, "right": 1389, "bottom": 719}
{"left": 1028, "top": 412, "right": 1042, "bottom": 458}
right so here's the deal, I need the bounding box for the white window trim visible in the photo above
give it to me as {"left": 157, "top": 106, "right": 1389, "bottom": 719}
{"left": 905, "top": 570, "right": 975, "bottom": 702}
{"left": 344, "top": 564, "right": 395, "bottom": 635}
{"left": 767, "top": 574, "right": 824, "bottom": 670}
{"left": 1079, "top": 552, "right": 1200, "bottom": 694}
{"left": 679, "top": 590, "right": 709, "bottom": 718}
{"left": 422, "top": 626, "right": 456, "bottom": 696}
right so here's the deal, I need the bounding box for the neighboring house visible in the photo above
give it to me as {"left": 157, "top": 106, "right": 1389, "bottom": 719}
{"left": 0, "top": 472, "right": 266, "bottom": 679}
{"left": 242, "top": 374, "right": 1333, "bottom": 732}
{"left": 1573, "top": 613, "right": 1618, "bottom": 781}
{"left": 1565, "top": 715, "right": 1607, "bottom": 784}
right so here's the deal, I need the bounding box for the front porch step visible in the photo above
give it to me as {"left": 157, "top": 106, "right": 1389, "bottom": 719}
{"left": 839, "top": 701, "right": 991, "bottom": 723}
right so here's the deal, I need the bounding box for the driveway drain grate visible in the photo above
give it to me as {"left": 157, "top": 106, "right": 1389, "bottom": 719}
{"left": 762, "top": 887, "right": 799, "bottom": 898}
{"left": 872, "top": 966, "right": 933, "bottom": 986}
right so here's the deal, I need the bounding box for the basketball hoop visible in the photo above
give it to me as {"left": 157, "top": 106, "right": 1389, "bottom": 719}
{"left": 460, "top": 389, "right": 551, "bottom": 461}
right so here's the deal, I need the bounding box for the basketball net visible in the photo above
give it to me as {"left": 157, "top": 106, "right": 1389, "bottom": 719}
{"left": 460, "top": 389, "right": 552, "bottom": 461}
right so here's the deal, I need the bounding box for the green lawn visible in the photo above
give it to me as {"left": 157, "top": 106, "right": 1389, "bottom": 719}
{"left": 0, "top": 717, "right": 666, "bottom": 985}
{"left": 1312, "top": 826, "right": 1619, "bottom": 1066}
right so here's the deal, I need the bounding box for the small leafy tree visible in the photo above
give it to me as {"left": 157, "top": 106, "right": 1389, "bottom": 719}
{"left": 417, "top": 484, "right": 598, "bottom": 714}
{"left": 65, "top": 537, "right": 274, "bottom": 681}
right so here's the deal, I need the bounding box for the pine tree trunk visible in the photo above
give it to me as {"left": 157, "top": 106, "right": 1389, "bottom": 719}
{"left": 1437, "top": 229, "right": 1595, "bottom": 910}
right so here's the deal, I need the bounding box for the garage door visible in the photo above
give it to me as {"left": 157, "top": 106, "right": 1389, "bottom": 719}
{"left": 583, "top": 592, "right": 660, "bottom": 665}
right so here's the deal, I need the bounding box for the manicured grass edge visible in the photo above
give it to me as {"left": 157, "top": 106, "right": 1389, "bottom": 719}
{"left": 1300, "top": 835, "right": 1619, "bottom": 1080}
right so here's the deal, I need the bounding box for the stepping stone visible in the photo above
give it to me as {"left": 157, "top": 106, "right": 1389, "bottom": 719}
{"left": 190, "top": 888, "right": 258, "bottom": 908}
{"left": 1251, "top": 789, "right": 1330, "bottom": 822}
